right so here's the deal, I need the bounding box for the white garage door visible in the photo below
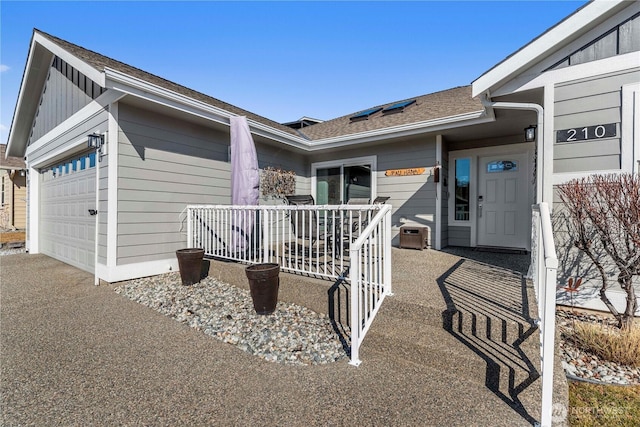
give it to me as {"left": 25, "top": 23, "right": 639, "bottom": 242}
{"left": 40, "top": 152, "right": 97, "bottom": 273}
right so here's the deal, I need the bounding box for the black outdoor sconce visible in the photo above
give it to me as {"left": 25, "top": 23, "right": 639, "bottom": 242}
{"left": 524, "top": 125, "right": 537, "bottom": 142}
{"left": 87, "top": 132, "right": 105, "bottom": 161}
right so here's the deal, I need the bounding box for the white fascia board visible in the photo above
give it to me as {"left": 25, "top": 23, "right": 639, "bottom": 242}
{"left": 104, "top": 68, "right": 311, "bottom": 150}
{"left": 105, "top": 67, "right": 490, "bottom": 152}
{"left": 306, "top": 111, "right": 489, "bottom": 151}
{"left": 26, "top": 89, "right": 126, "bottom": 163}
{"left": 33, "top": 32, "right": 105, "bottom": 87}
{"left": 6, "top": 42, "right": 54, "bottom": 158}
{"left": 496, "top": 52, "right": 640, "bottom": 96}
{"left": 472, "top": 0, "right": 626, "bottom": 98}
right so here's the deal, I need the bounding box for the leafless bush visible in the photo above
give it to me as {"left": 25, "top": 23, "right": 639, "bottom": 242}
{"left": 557, "top": 173, "right": 639, "bottom": 329}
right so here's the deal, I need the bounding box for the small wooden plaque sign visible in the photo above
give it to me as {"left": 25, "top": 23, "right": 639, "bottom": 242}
{"left": 385, "top": 167, "right": 426, "bottom": 177}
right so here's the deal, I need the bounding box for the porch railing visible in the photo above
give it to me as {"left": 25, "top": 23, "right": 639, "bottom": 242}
{"left": 185, "top": 203, "right": 393, "bottom": 365}
{"left": 348, "top": 203, "right": 393, "bottom": 366}
{"left": 530, "top": 202, "right": 558, "bottom": 427}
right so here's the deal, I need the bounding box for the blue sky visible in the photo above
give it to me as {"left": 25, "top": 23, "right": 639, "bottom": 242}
{"left": 1, "top": 1, "right": 588, "bottom": 146}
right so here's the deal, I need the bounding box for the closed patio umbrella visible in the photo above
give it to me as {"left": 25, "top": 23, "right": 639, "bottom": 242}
{"left": 230, "top": 116, "right": 260, "bottom": 252}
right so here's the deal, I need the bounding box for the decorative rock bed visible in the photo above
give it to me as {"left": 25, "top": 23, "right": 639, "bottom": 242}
{"left": 557, "top": 309, "right": 639, "bottom": 385}
{"left": 114, "top": 272, "right": 349, "bottom": 366}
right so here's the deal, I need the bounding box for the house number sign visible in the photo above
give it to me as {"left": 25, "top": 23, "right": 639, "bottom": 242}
{"left": 556, "top": 123, "right": 616, "bottom": 143}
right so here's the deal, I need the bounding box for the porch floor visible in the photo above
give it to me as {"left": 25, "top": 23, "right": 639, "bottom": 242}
{"left": 1, "top": 248, "right": 568, "bottom": 426}
{"left": 205, "top": 246, "right": 568, "bottom": 426}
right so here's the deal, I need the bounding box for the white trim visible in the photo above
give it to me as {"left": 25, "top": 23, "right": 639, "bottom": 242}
{"left": 311, "top": 155, "right": 378, "bottom": 203}
{"left": 495, "top": 52, "right": 640, "bottom": 96}
{"left": 472, "top": 0, "right": 629, "bottom": 97}
{"left": 26, "top": 90, "right": 125, "bottom": 160}
{"left": 622, "top": 82, "right": 640, "bottom": 174}
{"left": 552, "top": 81, "right": 640, "bottom": 185}
{"left": 106, "top": 66, "right": 490, "bottom": 152}
{"left": 93, "top": 135, "right": 102, "bottom": 285}
{"left": 107, "top": 102, "right": 119, "bottom": 268}
{"left": 542, "top": 84, "right": 554, "bottom": 206}
{"left": 435, "top": 135, "right": 443, "bottom": 250}
{"left": 448, "top": 143, "right": 534, "bottom": 248}
{"left": 96, "top": 258, "right": 179, "bottom": 283}
{"left": 27, "top": 167, "right": 40, "bottom": 254}
{"left": 34, "top": 32, "right": 105, "bottom": 87}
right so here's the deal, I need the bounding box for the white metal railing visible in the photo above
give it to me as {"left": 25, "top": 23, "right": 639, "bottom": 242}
{"left": 186, "top": 203, "right": 393, "bottom": 365}
{"left": 530, "top": 202, "right": 558, "bottom": 427}
{"left": 348, "top": 203, "right": 393, "bottom": 366}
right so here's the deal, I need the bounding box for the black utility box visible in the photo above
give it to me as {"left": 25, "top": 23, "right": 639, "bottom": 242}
{"left": 399, "top": 226, "right": 430, "bottom": 250}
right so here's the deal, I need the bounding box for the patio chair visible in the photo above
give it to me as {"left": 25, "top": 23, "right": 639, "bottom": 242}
{"left": 284, "top": 195, "right": 337, "bottom": 259}
{"left": 373, "top": 196, "right": 390, "bottom": 204}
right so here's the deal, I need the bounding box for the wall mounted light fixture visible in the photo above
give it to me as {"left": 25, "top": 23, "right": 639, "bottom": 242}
{"left": 524, "top": 125, "right": 537, "bottom": 142}
{"left": 87, "top": 133, "right": 104, "bottom": 149}
{"left": 87, "top": 132, "right": 106, "bottom": 161}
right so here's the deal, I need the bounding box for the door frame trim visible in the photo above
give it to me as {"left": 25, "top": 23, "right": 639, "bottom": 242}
{"left": 311, "top": 155, "right": 378, "bottom": 203}
{"left": 448, "top": 142, "right": 534, "bottom": 249}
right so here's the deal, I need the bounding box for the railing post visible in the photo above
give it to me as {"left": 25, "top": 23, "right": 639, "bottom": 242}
{"left": 540, "top": 265, "right": 558, "bottom": 427}
{"left": 383, "top": 205, "right": 393, "bottom": 296}
{"left": 187, "top": 207, "right": 193, "bottom": 248}
{"left": 349, "top": 246, "right": 361, "bottom": 366}
{"left": 262, "top": 209, "right": 269, "bottom": 263}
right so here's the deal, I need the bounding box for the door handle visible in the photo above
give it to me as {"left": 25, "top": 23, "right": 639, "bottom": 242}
{"left": 88, "top": 209, "right": 98, "bottom": 216}
{"left": 478, "top": 196, "right": 483, "bottom": 218}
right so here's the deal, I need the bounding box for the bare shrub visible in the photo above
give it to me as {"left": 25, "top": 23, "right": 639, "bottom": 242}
{"left": 557, "top": 173, "right": 639, "bottom": 329}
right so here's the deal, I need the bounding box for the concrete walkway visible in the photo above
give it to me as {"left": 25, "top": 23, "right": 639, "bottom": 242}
{"left": 1, "top": 249, "right": 564, "bottom": 426}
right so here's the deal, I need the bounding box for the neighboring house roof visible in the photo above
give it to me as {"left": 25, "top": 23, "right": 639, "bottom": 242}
{"left": 0, "top": 145, "right": 26, "bottom": 170}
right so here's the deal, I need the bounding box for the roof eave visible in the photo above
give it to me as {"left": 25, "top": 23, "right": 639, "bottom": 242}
{"left": 107, "top": 68, "right": 490, "bottom": 152}
{"left": 307, "top": 110, "right": 489, "bottom": 151}
{"left": 6, "top": 31, "right": 105, "bottom": 158}
{"left": 471, "top": 0, "right": 628, "bottom": 98}
{"left": 104, "top": 68, "right": 313, "bottom": 151}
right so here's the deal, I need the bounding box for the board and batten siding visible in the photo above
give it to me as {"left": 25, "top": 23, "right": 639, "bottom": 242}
{"left": 308, "top": 137, "right": 438, "bottom": 246}
{"left": 30, "top": 57, "right": 103, "bottom": 144}
{"left": 554, "top": 68, "right": 640, "bottom": 173}
{"left": 116, "top": 103, "right": 232, "bottom": 265}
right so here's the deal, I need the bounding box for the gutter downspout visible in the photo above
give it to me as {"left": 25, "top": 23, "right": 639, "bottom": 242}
{"left": 481, "top": 96, "right": 546, "bottom": 203}
{"left": 482, "top": 96, "right": 555, "bottom": 427}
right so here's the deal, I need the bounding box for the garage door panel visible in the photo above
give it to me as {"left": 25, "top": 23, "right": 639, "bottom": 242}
{"left": 40, "top": 153, "right": 97, "bottom": 273}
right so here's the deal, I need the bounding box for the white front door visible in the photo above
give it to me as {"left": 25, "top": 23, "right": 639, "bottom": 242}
{"left": 477, "top": 153, "right": 529, "bottom": 249}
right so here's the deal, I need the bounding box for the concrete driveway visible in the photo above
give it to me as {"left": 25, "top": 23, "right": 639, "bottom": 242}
{"left": 1, "top": 251, "right": 551, "bottom": 426}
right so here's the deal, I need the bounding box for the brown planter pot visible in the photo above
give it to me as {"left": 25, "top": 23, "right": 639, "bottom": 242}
{"left": 245, "top": 263, "right": 280, "bottom": 315}
{"left": 176, "top": 248, "right": 205, "bottom": 285}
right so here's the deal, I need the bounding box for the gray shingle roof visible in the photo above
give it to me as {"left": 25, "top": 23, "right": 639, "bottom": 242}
{"left": 298, "top": 86, "right": 483, "bottom": 140}
{"left": 36, "top": 30, "right": 302, "bottom": 138}
{"left": 36, "top": 30, "right": 484, "bottom": 142}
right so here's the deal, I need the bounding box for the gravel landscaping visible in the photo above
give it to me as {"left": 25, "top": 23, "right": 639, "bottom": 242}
{"left": 557, "top": 309, "right": 640, "bottom": 385}
{"left": 114, "top": 272, "right": 349, "bottom": 366}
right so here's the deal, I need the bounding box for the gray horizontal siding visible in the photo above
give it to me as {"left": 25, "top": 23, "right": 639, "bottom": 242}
{"left": 117, "top": 102, "right": 232, "bottom": 265}
{"left": 553, "top": 69, "right": 640, "bottom": 174}
{"left": 448, "top": 226, "right": 471, "bottom": 247}
{"left": 441, "top": 147, "right": 449, "bottom": 248}
{"left": 308, "top": 136, "right": 438, "bottom": 246}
